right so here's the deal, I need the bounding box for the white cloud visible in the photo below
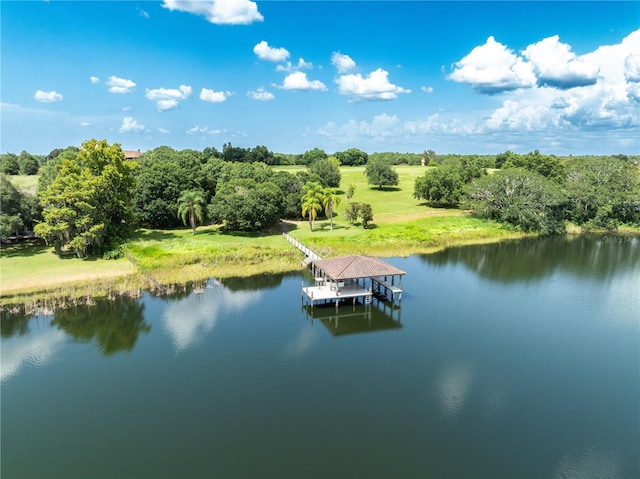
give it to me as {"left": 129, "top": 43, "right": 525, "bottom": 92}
{"left": 247, "top": 87, "right": 275, "bottom": 101}
{"left": 624, "top": 53, "right": 640, "bottom": 82}
{"left": 145, "top": 84, "right": 192, "bottom": 111}
{"left": 158, "top": 128, "right": 170, "bottom": 134}
{"left": 34, "top": 90, "right": 63, "bottom": 103}
{"left": 331, "top": 52, "right": 356, "bottom": 73}
{"left": 276, "top": 58, "right": 312, "bottom": 72}
{"left": 522, "top": 35, "right": 599, "bottom": 88}
{"left": 253, "top": 40, "right": 289, "bottom": 62}
{"left": 119, "top": 116, "right": 146, "bottom": 133}
{"left": 281, "top": 72, "right": 327, "bottom": 91}
{"left": 80, "top": 121, "right": 91, "bottom": 127}
{"left": 335, "top": 68, "right": 410, "bottom": 101}
{"left": 200, "top": 88, "right": 233, "bottom": 103}
{"left": 106, "top": 75, "right": 136, "bottom": 94}
{"left": 448, "top": 36, "right": 536, "bottom": 94}
{"left": 421, "top": 86, "right": 434, "bottom": 93}
{"left": 187, "top": 126, "right": 222, "bottom": 135}
{"left": 90, "top": 76, "right": 100, "bottom": 84}
{"left": 162, "top": 0, "right": 263, "bottom": 25}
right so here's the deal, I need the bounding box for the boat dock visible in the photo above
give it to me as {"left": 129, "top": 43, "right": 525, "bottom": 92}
{"left": 284, "top": 233, "right": 406, "bottom": 308}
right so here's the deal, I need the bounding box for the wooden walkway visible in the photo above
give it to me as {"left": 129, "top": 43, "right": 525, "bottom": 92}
{"left": 283, "top": 233, "right": 321, "bottom": 265}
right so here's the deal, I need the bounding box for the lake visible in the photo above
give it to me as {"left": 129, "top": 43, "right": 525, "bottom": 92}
{"left": 1, "top": 234, "right": 638, "bottom": 479}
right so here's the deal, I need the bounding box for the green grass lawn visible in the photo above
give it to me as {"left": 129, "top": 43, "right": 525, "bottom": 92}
{"left": 1, "top": 165, "right": 523, "bottom": 302}
{"left": 0, "top": 243, "right": 135, "bottom": 296}
{"left": 9, "top": 174, "right": 39, "bottom": 192}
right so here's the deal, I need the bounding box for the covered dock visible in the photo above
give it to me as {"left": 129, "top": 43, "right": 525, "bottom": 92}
{"left": 302, "top": 255, "right": 406, "bottom": 308}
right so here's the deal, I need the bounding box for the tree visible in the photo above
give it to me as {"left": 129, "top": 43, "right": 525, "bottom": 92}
{"left": 346, "top": 184, "right": 356, "bottom": 203}
{"left": 35, "top": 139, "right": 138, "bottom": 257}
{"left": 308, "top": 158, "right": 341, "bottom": 188}
{"left": 301, "top": 181, "right": 325, "bottom": 231}
{"left": 178, "top": 190, "right": 205, "bottom": 234}
{"left": 18, "top": 151, "right": 39, "bottom": 175}
{"left": 466, "top": 168, "right": 567, "bottom": 235}
{"left": 335, "top": 148, "right": 368, "bottom": 166}
{"left": 502, "top": 150, "right": 565, "bottom": 182}
{"left": 565, "top": 157, "right": 640, "bottom": 229}
{"left": 0, "top": 174, "right": 40, "bottom": 237}
{"left": 343, "top": 202, "right": 373, "bottom": 228}
{"left": 299, "top": 148, "right": 328, "bottom": 166}
{"left": 365, "top": 159, "right": 399, "bottom": 189}
{"left": 322, "top": 187, "right": 341, "bottom": 230}
{"left": 208, "top": 179, "right": 284, "bottom": 231}
{"left": 414, "top": 165, "right": 464, "bottom": 207}
{"left": 0, "top": 153, "right": 19, "bottom": 175}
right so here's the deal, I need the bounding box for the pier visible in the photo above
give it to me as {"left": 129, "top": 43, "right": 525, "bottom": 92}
{"left": 284, "top": 234, "right": 406, "bottom": 308}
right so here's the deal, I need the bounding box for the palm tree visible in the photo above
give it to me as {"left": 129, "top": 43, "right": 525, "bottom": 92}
{"left": 301, "top": 181, "right": 325, "bottom": 231}
{"left": 178, "top": 190, "right": 205, "bottom": 235}
{"left": 322, "top": 187, "right": 341, "bottom": 230}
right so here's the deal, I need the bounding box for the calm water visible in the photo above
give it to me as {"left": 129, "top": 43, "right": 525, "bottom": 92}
{"left": 1, "top": 235, "right": 638, "bottom": 479}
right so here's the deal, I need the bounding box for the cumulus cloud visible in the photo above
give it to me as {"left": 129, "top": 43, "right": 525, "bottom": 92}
{"left": 335, "top": 68, "right": 410, "bottom": 101}
{"left": 200, "top": 88, "right": 233, "bottom": 103}
{"left": 551, "top": 97, "right": 570, "bottom": 109}
{"left": 106, "top": 76, "right": 136, "bottom": 94}
{"left": 281, "top": 72, "right": 327, "bottom": 91}
{"left": 624, "top": 53, "right": 640, "bottom": 82}
{"left": 162, "top": 0, "right": 263, "bottom": 25}
{"left": 34, "top": 90, "right": 63, "bottom": 103}
{"left": 90, "top": 76, "right": 100, "bottom": 84}
{"left": 331, "top": 52, "right": 356, "bottom": 73}
{"left": 523, "top": 35, "right": 599, "bottom": 88}
{"left": 421, "top": 86, "right": 434, "bottom": 93}
{"left": 119, "top": 116, "right": 146, "bottom": 133}
{"left": 253, "top": 40, "right": 289, "bottom": 62}
{"left": 276, "top": 58, "right": 312, "bottom": 72}
{"left": 158, "top": 128, "right": 170, "bottom": 134}
{"left": 80, "top": 121, "right": 91, "bottom": 127}
{"left": 448, "top": 36, "right": 536, "bottom": 94}
{"left": 247, "top": 87, "right": 275, "bottom": 101}
{"left": 145, "top": 84, "right": 192, "bottom": 111}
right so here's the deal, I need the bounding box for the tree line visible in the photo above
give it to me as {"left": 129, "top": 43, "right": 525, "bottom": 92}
{"left": 2, "top": 139, "right": 638, "bottom": 258}
{"left": 414, "top": 150, "right": 640, "bottom": 234}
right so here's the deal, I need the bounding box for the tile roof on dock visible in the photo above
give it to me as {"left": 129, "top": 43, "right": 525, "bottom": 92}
{"left": 312, "top": 255, "right": 405, "bottom": 280}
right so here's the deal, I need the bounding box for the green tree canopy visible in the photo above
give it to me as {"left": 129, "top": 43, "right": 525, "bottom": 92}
{"left": 466, "top": 168, "right": 567, "bottom": 235}
{"left": 308, "top": 158, "right": 341, "bottom": 188}
{"left": 35, "top": 139, "right": 137, "bottom": 257}
{"left": 335, "top": 148, "right": 368, "bottom": 166}
{"left": 365, "top": 159, "right": 399, "bottom": 189}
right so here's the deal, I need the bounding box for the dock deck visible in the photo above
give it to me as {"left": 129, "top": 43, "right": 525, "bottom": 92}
{"left": 302, "top": 280, "right": 372, "bottom": 307}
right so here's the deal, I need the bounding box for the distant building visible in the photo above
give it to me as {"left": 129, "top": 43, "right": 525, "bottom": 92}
{"left": 123, "top": 149, "right": 143, "bottom": 160}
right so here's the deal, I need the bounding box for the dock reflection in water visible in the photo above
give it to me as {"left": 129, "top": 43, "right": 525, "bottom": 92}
{"left": 302, "top": 299, "right": 401, "bottom": 337}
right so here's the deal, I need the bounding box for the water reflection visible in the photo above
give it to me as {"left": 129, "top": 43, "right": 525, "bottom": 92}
{"left": 0, "top": 316, "right": 66, "bottom": 382}
{"left": 554, "top": 443, "right": 622, "bottom": 479}
{"left": 421, "top": 234, "right": 640, "bottom": 283}
{"left": 162, "top": 279, "right": 263, "bottom": 353}
{"left": 302, "top": 303, "right": 402, "bottom": 336}
{"left": 52, "top": 297, "right": 149, "bottom": 355}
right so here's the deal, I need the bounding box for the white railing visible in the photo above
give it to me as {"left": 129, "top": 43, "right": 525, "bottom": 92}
{"left": 283, "top": 233, "right": 321, "bottom": 261}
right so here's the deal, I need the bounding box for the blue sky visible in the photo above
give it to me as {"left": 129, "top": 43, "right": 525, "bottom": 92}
{"left": 2, "top": 1, "right": 639, "bottom": 156}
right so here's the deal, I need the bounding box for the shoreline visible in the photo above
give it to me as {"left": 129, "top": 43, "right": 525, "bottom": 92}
{"left": 2, "top": 224, "right": 638, "bottom": 313}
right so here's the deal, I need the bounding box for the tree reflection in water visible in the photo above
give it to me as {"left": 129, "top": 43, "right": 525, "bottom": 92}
{"left": 52, "top": 297, "right": 149, "bottom": 355}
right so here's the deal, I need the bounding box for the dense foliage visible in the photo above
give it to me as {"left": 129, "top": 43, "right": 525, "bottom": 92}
{"left": 34, "top": 139, "right": 138, "bottom": 257}
{"left": 0, "top": 174, "right": 40, "bottom": 237}
{"left": 4, "top": 140, "right": 639, "bottom": 251}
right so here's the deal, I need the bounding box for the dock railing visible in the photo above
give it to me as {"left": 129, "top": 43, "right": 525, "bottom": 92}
{"left": 283, "top": 233, "right": 322, "bottom": 263}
